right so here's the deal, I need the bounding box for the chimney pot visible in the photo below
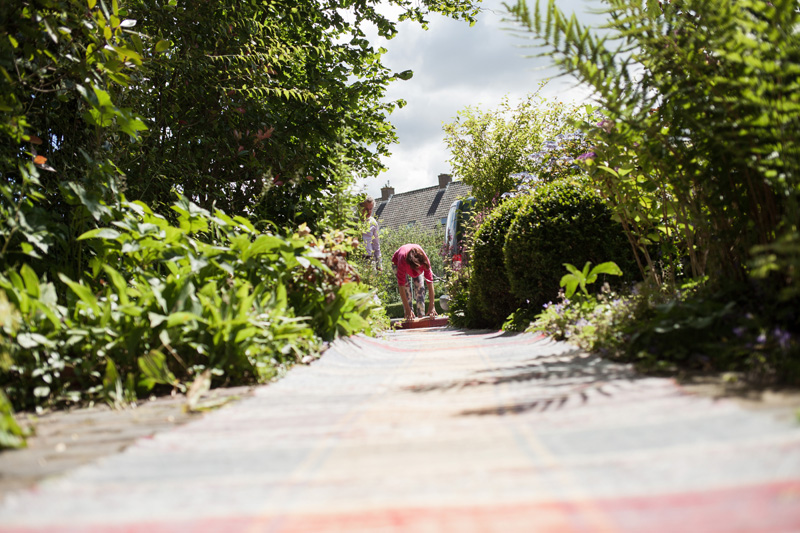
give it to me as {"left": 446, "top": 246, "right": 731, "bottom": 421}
{"left": 438, "top": 173, "right": 452, "bottom": 189}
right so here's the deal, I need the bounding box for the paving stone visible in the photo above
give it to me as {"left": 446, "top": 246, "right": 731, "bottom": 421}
{"left": 0, "top": 328, "right": 799, "bottom": 532}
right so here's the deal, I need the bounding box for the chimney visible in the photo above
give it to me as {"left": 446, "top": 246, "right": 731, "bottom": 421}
{"left": 438, "top": 173, "right": 452, "bottom": 189}
{"left": 380, "top": 183, "right": 395, "bottom": 202}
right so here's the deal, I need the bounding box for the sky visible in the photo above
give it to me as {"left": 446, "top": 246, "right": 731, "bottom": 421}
{"left": 356, "top": 0, "right": 602, "bottom": 199}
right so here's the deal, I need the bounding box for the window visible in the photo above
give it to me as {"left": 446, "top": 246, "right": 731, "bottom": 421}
{"left": 440, "top": 217, "right": 447, "bottom": 225}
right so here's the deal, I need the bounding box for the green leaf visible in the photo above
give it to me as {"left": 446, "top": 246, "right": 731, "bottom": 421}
{"left": 58, "top": 274, "right": 101, "bottom": 317}
{"left": 242, "top": 235, "right": 284, "bottom": 261}
{"left": 155, "top": 40, "right": 170, "bottom": 53}
{"left": 16, "top": 333, "right": 53, "bottom": 349}
{"left": 560, "top": 273, "right": 579, "bottom": 299}
{"left": 586, "top": 261, "right": 623, "bottom": 283}
{"left": 166, "top": 311, "right": 204, "bottom": 327}
{"left": 137, "top": 350, "right": 177, "bottom": 389}
{"left": 102, "top": 265, "right": 129, "bottom": 305}
{"left": 19, "top": 264, "right": 40, "bottom": 299}
{"left": 148, "top": 312, "right": 167, "bottom": 328}
{"left": 78, "top": 228, "right": 122, "bottom": 240}
{"left": 103, "top": 358, "right": 120, "bottom": 391}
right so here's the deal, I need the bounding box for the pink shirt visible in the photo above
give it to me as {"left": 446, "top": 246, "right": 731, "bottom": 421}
{"left": 391, "top": 244, "right": 433, "bottom": 286}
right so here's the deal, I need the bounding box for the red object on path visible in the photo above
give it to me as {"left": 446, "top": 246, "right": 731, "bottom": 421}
{"left": 392, "top": 316, "right": 449, "bottom": 329}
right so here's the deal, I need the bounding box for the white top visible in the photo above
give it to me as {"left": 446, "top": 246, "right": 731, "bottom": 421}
{"left": 362, "top": 216, "right": 381, "bottom": 263}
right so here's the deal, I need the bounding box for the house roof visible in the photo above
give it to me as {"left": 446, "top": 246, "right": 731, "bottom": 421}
{"left": 375, "top": 180, "right": 471, "bottom": 230}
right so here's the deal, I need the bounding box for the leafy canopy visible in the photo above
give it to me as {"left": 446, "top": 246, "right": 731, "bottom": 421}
{"left": 443, "top": 86, "right": 582, "bottom": 209}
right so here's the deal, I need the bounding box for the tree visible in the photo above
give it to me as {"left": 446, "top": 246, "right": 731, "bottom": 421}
{"left": 114, "top": 0, "right": 481, "bottom": 227}
{"left": 509, "top": 0, "right": 800, "bottom": 286}
{"left": 1, "top": 0, "right": 150, "bottom": 276}
{"left": 1, "top": 0, "right": 482, "bottom": 273}
{"left": 443, "top": 87, "right": 582, "bottom": 209}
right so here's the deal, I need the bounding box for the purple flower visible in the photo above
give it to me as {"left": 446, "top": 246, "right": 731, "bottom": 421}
{"left": 772, "top": 327, "right": 792, "bottom": 350}
{"left": 576, "top": 152, "right": 597, "bottom": 161}
{"left": 597, "top": 119, "right": 615, "bottom": 133}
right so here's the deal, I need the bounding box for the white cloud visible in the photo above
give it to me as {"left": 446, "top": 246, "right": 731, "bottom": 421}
{"left": 355, "top": 0, "right": 601, "bottom": 198}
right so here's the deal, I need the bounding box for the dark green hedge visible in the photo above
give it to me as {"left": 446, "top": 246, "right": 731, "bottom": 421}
{"left": 504, "top": 179, "right": 636, "bottom": 310}
{"left": 470, "top": 195, "right": 528, "bottom": 327}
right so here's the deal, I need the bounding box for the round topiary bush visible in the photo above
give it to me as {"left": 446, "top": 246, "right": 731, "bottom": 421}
{"left": 504, "top": 179, "right": 636, "bottom": 310}
{"left": 471, "top": 195, "right": 528, "bottom": 327}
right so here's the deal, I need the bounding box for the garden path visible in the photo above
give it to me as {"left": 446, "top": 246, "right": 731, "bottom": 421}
{"left": 1, "top": 327, "right": 800, "bottom": 532}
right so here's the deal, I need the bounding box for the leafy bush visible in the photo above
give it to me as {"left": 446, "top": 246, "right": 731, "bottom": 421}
{"left": 530, "top": 278, "right": 800, "bottom": 385}
{"left": 0, "top": 196, "right": 381, "bottom": 411}
{"left": 470, "top": 196, "right": 528, "bottom": 327}
{"left": 504, "top": 179, "right": 636, "bottom": 311}
{"left": 510, "top": 0, "right": 800, "bottom": 288}
{"left": 505, "top": 129, "right": 596, "bottom": 198}
{"left": 443, "top": 89, "right": 583, "bottom": 209}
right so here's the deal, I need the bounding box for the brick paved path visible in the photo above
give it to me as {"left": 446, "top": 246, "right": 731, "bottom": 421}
{"left": 2, "top": 328, "right": 800, "bottom": 532}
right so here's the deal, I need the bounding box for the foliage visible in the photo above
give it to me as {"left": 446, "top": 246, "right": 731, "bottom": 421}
{"left": 508, "top": 0, "right": 800, "bottom": 381}
{"left": 528, "top": 282, "right": 641, "bottom": 355}
{"left": 2, "top": 0, "right": 482, "bottom": 241}
{"left": 1, "top": 0, "right": 149, "bottom": 279}
{"left": 0, "top": 388, "right": 26, "bottom": 450}
{"left": 529, "top": 279, "right": 800, "bottom": 385}
{"left": 1, "top": 291, "right": 27, "bottom": 448}
{"left": 504, "top": 129, "right": 596, "bottom": 199}
{"left": 470, "top": 196, "right": 527, "bottom": 328}
{"left": 0, "top": 197, "right": 381, "bottom": 411}
{"left": 509, "top": 0, "right": 800, "bottom": 290}
{"left": 443, "top": 88, "right": 582, "bottom": 209}
{"left": 355, "top": 223, "right": 446, "bottom": 305}
{"left": 503, "top": 179, "right": 636, "bottom": 311}
{"left": 560, "top": 261, "right": 622, "bottom": 300}
{"left": 1, "top": 0, "right": 475, "bottom": 415}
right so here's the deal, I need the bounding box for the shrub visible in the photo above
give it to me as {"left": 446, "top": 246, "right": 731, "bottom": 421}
{"left": 0, "top": 197, "right": 382, "bottom": 411}
{"left": 443, "top": 89, "right": 583, "bottom": 210}
{"left": 510, "top": 0, "right": 800, "bottom": 288}
{"left": 471, "top": 196, "right": 528, "bottom": 327}
{"left": 504, "top": 179, "right": 636, "bottom": 311}
{"left": 505, "top": 130, "right": 596, "bottom": 198}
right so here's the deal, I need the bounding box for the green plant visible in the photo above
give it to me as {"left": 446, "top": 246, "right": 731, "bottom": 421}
{"left": 1, "top": 291, "right": 28, "bottom": 448}
{"left": 509, "top": 0, "right": 800, "bottom": 288}
{"left": 0, "top": 196, "right": 381, "bottom": 411}
{"left": 560, "top": 261, "right": 623, "bottom": 300}
{"left": 504, "top": 179, "right": 636, "bottom": 312}
{"left": 0, "top": 389, "right": 26, "bottom": 449}
{"left": 443, "top": 87, "right": 582, "bottom": 209}
{"left": 470, "top": 196, "right": 527, "bottom": 327}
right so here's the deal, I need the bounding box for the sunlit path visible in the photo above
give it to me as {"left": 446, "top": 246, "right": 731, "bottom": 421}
{"left": 2, "top": 328, "right": 800, "bottom": 532}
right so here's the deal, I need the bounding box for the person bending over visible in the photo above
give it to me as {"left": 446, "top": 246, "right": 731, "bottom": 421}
{"left": 391, "top": 243, "right": 437, "bottom": 321}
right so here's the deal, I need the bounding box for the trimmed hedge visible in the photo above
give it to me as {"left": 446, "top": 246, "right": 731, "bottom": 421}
{"left": 470, "top": 195, "right": 528, "bottom": 327}
{"left": 504, "top": 179, "right": 636, "bottom": 310}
